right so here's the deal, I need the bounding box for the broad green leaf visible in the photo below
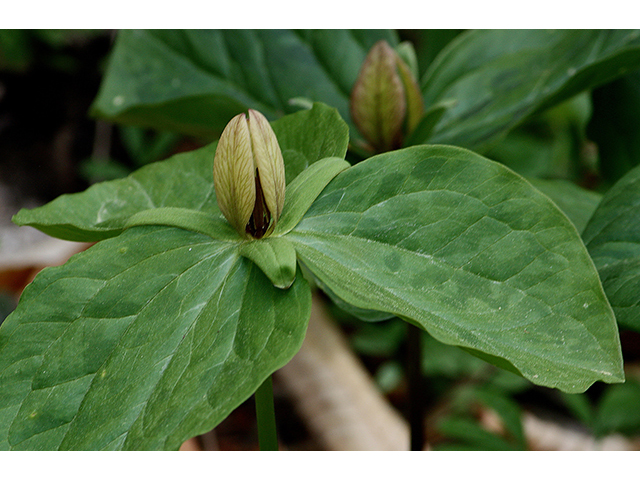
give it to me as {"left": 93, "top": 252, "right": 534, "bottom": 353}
{"left": 13, "top": 103, "right": 349, "bottom": 243}
{"left": 528, "top": 179, "right": 602, "bottom": 234}
{"left": 275, "top": 157, "right": 351, "bottom": 235}
{"left": 0, "top": 226, "right": 311, "bottom": 450}
{"left": 588, "top": 69, "right": 640, "bottom": 183}
{"left": 13, "top": 141, "right": 220, "bottom": 242}
{"left": 308, "top": 268, "right": 395, "bottom": 322}
{"left": 583, "top": 163, "right": 640, "bottom": 332}
{"left": 91, "top": 30, "right": 397, "bottom": 139}
{"left": 271, "top": 104, "right": 349, "bottom": 184}
{"left": 422, "top": 30, "right": 640, "bottom": 152}
{"left": 289, "top": 145, "right": 624, "bottom": 393}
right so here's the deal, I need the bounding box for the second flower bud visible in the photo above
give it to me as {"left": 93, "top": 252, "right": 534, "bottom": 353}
{"left": 350, "top": 40, "right": 424, "bottom": 153}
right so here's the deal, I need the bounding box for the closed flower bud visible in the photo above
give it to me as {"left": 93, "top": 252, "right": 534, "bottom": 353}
{"left": 213, "top": 109, "right": 285, "bottom": 239}
{"left": 350, "top": 40, "right": 424, "bottom": 153}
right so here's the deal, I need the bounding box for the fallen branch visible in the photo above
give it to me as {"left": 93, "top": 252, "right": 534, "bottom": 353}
{"left": 276, "top": 293, "right": 410, "bottom": 450}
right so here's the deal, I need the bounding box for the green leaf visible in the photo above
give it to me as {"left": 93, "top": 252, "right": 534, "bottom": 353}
{"left": 312, "top": 269, "right": 395, "bottom": 322}
{"left": 13, "top": 142, "right": 221, "bottom": 242}
{"left": 90, "top": 30, "right": 397, "bottom": 139}
{"left": 400, "top": 30, "right": 464, "bottom": 79}
{"left": 275, "top": 156, "right": 351, "bottom": 235}
{"left": 289, "top": 145, "right": 623, "bottom": 393}
{"left": 583, "top": 163, "right": 640, "bottom": 331}
{"left": 13, "top": 103, "right": 349, "bottom": 243}
{"left": 238, "top": 236, "right": 297, "bottom": 289}
{"left": 422, "top": 30, "right": 640, "bottom": 152}
{"left": 588, "top": 69, "right": 640, "bottom": 183}
{"left": 395, "top": 41, "right": 419, "bottom": 81}
{"left": 528, "top": 179, "right": 602, "bottom": 234}
{"left": 0, "top": 226, "right": 311, "bottom": 450}
{"left": 403, "top": 99, "right": 456, "bottom": 146}
{"left": 270, "top": 104, "right": 350, "bottom": 184}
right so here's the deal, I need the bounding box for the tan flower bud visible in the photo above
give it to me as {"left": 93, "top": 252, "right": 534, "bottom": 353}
{"left": 213, "top": 109, "right": 285, "bottom": 239}
{"left": 350, "top": 40, "right": 424, "bottom": 153}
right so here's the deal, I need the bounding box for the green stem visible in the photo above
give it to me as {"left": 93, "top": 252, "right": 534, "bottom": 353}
{"left": 255, "top": 375, "right": 279, "bottom": 451}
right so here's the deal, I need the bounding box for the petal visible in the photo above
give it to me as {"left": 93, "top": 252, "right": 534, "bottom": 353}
{"left": 248, "top": 109, "right": 286, "bottom": 222}
{"left": 213, "top": 113, "right": 256, "bottom": 235}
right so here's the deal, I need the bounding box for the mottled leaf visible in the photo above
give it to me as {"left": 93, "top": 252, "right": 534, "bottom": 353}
{"left": 0, "top": 227, "right": 311, "bottom": 450}
{"left": 583, "top": 163, "right": 640, "bottom": 331}
{"left": 290, "top": 145, "right": 624, "bottom": 392}
{"left": 422, "top": 30, "right": 640, "bottom": 152}
{"left": 529, "top": 178, "right": 602, "bottom": 234}
{"left": 91, "top": 30, "right": 397, "bottom": 139}
{"left": 13, "top": 103, "right": 349, "bottom": 242}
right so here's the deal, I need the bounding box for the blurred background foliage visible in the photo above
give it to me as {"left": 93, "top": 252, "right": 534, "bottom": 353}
{"left": 2, "top": 29, "right": 640, "bottom": 450}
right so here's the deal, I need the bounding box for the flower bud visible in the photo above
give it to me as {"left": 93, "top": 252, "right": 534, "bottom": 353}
{"left": 350, "top": 40, "right": 424, "bottom": 153}
{"left": 213, "top": 109, "right": 285, "bottom": 239}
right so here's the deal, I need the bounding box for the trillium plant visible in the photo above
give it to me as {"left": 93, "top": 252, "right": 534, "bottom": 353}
{"left": 2, "top": 29, "right": 640, "bottom": 450}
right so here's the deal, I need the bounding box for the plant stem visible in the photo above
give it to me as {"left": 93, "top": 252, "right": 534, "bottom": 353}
{"left": 255, "top": 375, "right": 279, "bottom": 451}
{"left": 406, "top": 322, "right": 425, "bottom": 450}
